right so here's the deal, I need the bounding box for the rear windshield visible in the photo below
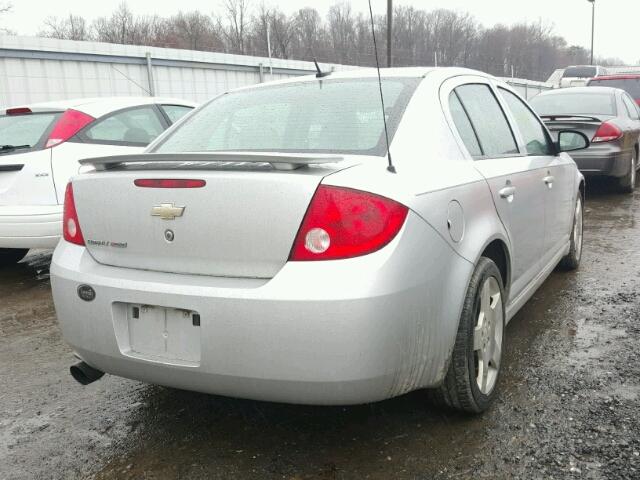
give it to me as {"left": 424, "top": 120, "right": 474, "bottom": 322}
{"left": 530, "top": 92, "right": 616, "bottom": 116}
{"left": 563, "top": 67, "right": 598, "bottom": 78}
{"left": 153, "top": 78, "right": 420, "bottom": 156}
{"left": 588, "top": 78, "right": 640, "bottom": 99}
{"left": 0, "top": 112, "right": 58, "bottom": 152}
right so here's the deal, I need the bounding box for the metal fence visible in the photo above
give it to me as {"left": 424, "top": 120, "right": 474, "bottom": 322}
{"left": 0, "top": 35, "right": 553, "bottom": 107}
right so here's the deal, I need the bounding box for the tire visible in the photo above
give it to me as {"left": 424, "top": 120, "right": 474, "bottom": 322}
{"left": 618, "top": 150, "right": 636, "bottom": 194}
{"left": 0, "top": 248, "right": 29, "bottom": 267}
{"left": 559, "top": 195, "right": 584, "bottom": 271}
{"left": 430, "top": 257, "right": 505, "bottom": 414}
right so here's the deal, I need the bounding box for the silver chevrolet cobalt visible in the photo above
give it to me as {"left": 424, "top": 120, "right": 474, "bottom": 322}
{"left": 51, "top": 68, "right": 588, "bottom": 413}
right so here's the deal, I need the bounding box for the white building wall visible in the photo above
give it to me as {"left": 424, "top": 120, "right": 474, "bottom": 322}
{"left": 0, "top": 35, "right": 553, "bottom": 107}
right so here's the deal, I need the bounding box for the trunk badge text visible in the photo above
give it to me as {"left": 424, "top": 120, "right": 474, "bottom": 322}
{"left": 151, "top": 203, "right": 185, "bottom": 220}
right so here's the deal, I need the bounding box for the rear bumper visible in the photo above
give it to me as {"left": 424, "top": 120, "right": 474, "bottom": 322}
{"left": 50, "top": 212, "right": 473, "bottom": 405}
{"left": 0, "top": 205, "right": 62, "bottom": 248}
{"left": 570, "top": 146, "right": 631, "bottom": 177}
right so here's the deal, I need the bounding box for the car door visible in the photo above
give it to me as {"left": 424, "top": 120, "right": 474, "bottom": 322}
{"left": 51, "top": 105, "right": 169, "bottom": 203}
{"left": 448, "top": 80, "right": 547, "bottom": 300}
{"left": 497, "top": 87, "right": 574, "bottom": 262}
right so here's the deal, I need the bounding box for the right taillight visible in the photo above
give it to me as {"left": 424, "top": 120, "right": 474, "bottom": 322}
{"left": 592, "top": 121, "right": 623, "bottom": 143}
{"left": 63, "top": 183, "right": 85, "bottom": 246}
{"left": 289, "top": 185, "right": 408, "bottom": 261}
{"left": 46, "top": 109, "right": 94, "bottom": 148}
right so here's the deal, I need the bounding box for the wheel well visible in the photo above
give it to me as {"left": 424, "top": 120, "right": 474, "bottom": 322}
{"left": 482, "top": 240, "right": 510, "bottom": 293}
{"left": 579, "top": 179, "right": 585, "bottom": 201}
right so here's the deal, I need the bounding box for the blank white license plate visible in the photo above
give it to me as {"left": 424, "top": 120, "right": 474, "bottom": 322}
{"left": 127, "top": 304, "right": 201, "bottom": 364}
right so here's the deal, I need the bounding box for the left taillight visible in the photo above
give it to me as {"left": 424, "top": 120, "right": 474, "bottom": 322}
{"left": 289, "top": 185, "right": 408, "bottom": 261}
{"left": 592, "top": 121, "right": 623, "bottom": 143}
{"left": 46, "top": 109, "right": 94, "bottom": 148}
{"left": 63, "top": 183, "right": 85, "bottom": 246}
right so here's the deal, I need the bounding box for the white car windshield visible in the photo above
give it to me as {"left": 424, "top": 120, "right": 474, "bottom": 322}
{"left": 153, "top": 77, "right": 420, "bottom": 156}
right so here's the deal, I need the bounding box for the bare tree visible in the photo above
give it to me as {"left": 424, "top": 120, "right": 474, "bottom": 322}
{"left": 0, "top": 1, "right": 13, "bottom": 34}
{"left": 220, "top": 0, "right": 250, "bottom": 54}
{"left": 39, "top": 15, "right": 90, "bottom": 41}
{"left": 33, "top": 0, "right": 623, "bottom": 82}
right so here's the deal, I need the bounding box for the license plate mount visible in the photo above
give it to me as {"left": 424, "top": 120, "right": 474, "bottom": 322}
{"left": 125, "top": 304, "right": 201, "bottom": 364}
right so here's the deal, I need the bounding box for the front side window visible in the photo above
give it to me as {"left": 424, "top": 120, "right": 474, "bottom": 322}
{"left": 161, "top": 105, "right": 193, "bottom": 124}
{"left": 153, "top": 78, "right": 420, "bottom": 156}
{"left": 500, "top": 88, "right": 553, "bottom": 156}
{"left": 454, "top": 84, "right": 519, "bottom": 158}
{"left": 83, "top": 106, "right": 165, "bottom": 145}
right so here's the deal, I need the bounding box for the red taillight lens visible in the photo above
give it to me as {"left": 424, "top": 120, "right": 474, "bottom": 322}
{"left": 289, "top": 185, "right": 408, "bottom": 261}
{"left": 134, "top": 179, "right": 206, "bottom": 188}
{"left": 46, "top": 109, "right": 94, "bottom": 148}
{"left": 63, "top": 183, "right": 85, "bottom": 246}
{"left": 592, "top": 121, "right": 623, "bottom": 143}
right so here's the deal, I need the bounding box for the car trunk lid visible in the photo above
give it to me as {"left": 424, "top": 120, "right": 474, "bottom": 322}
{"left": 540, "top": 114, "right": 615, "bottom": 142}
{"left": 73, "top": 153, "right": 351, "bottom": 278}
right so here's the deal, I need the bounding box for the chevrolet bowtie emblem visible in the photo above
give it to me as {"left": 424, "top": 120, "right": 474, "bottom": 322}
{"left": 151, "top": 203, "right": 185, "bottom": 220}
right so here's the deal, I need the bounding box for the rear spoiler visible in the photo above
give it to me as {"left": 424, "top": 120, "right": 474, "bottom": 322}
{"left": 539, "top": 114, "right": 603, "bottom": 122}
{"left": 80, "top": 152, "right": 345, "bottom": 171}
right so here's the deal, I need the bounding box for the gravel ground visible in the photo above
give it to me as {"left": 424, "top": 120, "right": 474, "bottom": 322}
{"left": 1, "top": 180, "right": 638, "bottom": 479}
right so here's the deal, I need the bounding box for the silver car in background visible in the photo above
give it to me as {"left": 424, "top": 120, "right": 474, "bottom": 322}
{"left": 51, "top": 68, "right": 587, "bottom": 413}
{"left": 531, "top": 87, "right": 640, "bottom": 193}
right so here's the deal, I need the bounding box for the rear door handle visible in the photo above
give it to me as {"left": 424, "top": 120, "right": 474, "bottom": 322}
{"left": 543, "top": 175, "right": 555, "bottom": 188}
{"left": 499, "top": 186, "right": 516, "bottom": 201}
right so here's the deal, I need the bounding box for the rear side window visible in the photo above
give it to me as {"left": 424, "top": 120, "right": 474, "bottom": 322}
{"left": 161, "top": 105, "right": 193, "bottom": 124}
{"left": 499, "top": 88, "right": 553, "bottom": 156}
{"left": 454, "top": 84, "right": 519, "bottom": 158}
{"left": 588, "top": 77, "right": 640, "bottom": 99}
{"left": 0, "top": 112, "right": 58, "bottom": 151}
{"left": 449, "top": 92, "right": 482, "bottom": 157}
{"left": 83, "top": 106, "right": 165, "bottom": 145}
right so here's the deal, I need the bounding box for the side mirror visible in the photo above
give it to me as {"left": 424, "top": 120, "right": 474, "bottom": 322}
{"left": 557, "top": 130, "right": 590, "bottom": 153}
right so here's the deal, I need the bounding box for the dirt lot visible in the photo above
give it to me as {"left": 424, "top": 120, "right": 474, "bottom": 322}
{"left": 1, "top": 181, "right": 639, "bottom": 480}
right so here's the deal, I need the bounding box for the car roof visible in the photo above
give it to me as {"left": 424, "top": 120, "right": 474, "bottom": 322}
{"left": 590, "top": 74, "right": 640, "bottom": 81}
{"left": 3, "top": 96, "right": 197, "bottom": 118}
{"left": 537, "top": 86, "right": 622, "bottom": 96}
{"left": 223, "top": 67, "right": 498, "bottom": 95}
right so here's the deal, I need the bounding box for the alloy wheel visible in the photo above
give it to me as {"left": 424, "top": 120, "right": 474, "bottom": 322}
{"left": 473, "top": 276, "right": 504, "bottom": 395}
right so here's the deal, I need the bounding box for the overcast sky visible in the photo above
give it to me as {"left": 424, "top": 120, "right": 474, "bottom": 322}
{"left": 2, "top": 0, "right": 638, "bottom": 64}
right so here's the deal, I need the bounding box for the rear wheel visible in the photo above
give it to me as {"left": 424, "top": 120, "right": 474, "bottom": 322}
{"left": 618, "top": 151, "right": 636, "bottom": 193}
{"left": 431, "top": 257, "right": 505, "bottom": 414}
{"left": 0, "top": 248, "right": 29, "bottom": 267}
{"left": 559, "top": 195, "right": 583, "bottom": 270}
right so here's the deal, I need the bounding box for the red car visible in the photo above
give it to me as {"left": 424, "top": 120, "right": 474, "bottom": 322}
{"left": 588, "top": 74, "right": 640, "bottom": 106}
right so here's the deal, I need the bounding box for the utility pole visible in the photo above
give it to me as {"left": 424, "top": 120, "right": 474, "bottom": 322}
{"left": 387, "top": 0, "right": 392, "bottom": 67}
{"left": 590, "top": 0, "right": 596, "bottom": 65}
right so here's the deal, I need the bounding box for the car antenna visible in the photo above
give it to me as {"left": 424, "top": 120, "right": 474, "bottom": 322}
{"left": 313, "top": 58, "right": 330, "bottom": 78}
{"left": 368, "top": 0, "right": 396, "bottom": 174}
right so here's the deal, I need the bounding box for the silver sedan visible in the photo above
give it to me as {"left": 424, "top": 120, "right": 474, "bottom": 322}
{"left": 51, "top": 68, "right": 587, "bottom": 413}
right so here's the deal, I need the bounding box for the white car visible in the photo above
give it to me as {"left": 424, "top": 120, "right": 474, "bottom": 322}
{"left": 0, "top": 97, "right": 196, "bottom": 265}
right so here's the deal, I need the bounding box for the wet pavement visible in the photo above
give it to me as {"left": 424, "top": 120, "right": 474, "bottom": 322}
{"left": 1, "top": 180, "right": 639, "bottom": 479}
